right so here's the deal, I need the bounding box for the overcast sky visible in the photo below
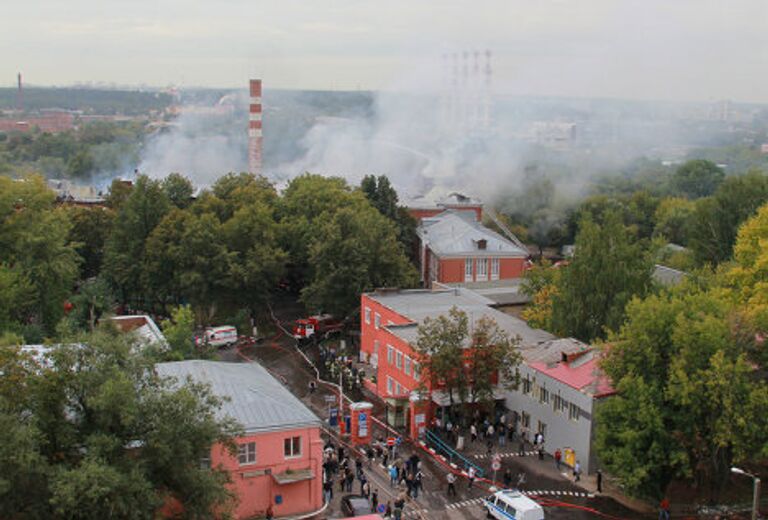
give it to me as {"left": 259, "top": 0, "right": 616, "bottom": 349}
{"left": 2, "top": 0, "right": 766, "bottom": 102}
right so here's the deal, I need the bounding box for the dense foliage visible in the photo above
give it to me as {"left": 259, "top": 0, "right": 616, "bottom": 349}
{"left": 0, "top": 328, "right": 241, "bottom": 519}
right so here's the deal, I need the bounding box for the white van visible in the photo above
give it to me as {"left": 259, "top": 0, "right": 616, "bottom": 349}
{"left": 204, "top": 326, "right": 238, "bottom": 348}
{"left": 483, "top": 489, "right": 545, "bottom": 520}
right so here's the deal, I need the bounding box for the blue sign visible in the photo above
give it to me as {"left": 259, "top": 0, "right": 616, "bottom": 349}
{"left": 275, "top": 495, "right": 283, "bottom": 504}
{"left": 396, "top": 436, "right": 403, "bottom": 446}
{"left": 377, "top": 504, "right": 386, "bottom": 513}
{"left": 358, "top": 412, "right": 368, "bottom": 437}
{"left": 329, "top": 408, "right": 338, "bottom": 427}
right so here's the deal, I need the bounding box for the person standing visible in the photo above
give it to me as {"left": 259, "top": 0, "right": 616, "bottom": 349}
{"left": 414, "top": 469, "right": 424, "bottom": 499}
{"left": 389, "top": 465, "right": 398, "bottom": 488}
{"left": 384, "top": 501, "right": 392, "bottom": 518}
{"left": 323, "top": 478, "right": 333, "bottom": 503}
{"left": 573, "top": 460, "right": 581, "bottom": 482}
{"left": 447, "top": 472, "right": 457, "bottom": 497}
{"left": 503, "top": 468, "right": 512, "bottom": 489}
{"left": 266, "top": 505, "right": 274, "bottom": 520}
{"left": 371, "top": 489, "right": 379, "bottom": 514}
{"left": 554, "top": 448, "right": 562, "bottom": 470}
{"left": 659, "top": 498, "right": 670, "bottom": 520}
{"left": 470, "top": 423, "right": 478, "bottom": 443}
{"left": 596, "top": 469, "right": 603, "bottom": 493}
{"left": 498, "top": 424, "right": 506, "bottom": 447}
{"left": 467, "top": 466, "right": 476, "bottom": 489}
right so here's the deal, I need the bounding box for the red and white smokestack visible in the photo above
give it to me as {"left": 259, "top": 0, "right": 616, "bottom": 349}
{"left": 248, "top": 79, "right": 262, "bottom": 175}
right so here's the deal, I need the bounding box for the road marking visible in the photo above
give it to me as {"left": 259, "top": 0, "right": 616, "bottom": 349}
{"left": 473, "top": 451, "right": 538, "bottom": 459}
{"left": 445, "top": 490, "right": 596, "bottom": 511}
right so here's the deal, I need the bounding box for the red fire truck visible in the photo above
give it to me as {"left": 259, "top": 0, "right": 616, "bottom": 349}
{"left": 292, "top": 314, "right": 343, "bottom": 341}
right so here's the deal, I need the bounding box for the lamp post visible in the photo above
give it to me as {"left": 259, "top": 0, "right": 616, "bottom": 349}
{"left": 731, "top": 466, "right": 761, "bottom": 520}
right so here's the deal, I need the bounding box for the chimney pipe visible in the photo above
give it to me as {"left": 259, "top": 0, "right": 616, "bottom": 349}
{"left": 16, "top": 73, "right": 23, "bottom": 113}
{"left": 248, "top": 79, "right": 262, "bottom": 175}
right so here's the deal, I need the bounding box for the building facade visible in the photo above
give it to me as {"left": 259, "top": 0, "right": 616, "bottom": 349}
{"left": 415, "top": 210, "right": 529, "bottom": 286}
{"left": 359, "top": 288, "right": 613, "bottom": 474}
{"left": 156, "top": 360, "right": 324, "bottom": 519}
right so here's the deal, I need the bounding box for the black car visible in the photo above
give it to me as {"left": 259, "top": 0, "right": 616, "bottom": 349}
{"left": 340, "top": 495, "right": 371, "bottom": 517}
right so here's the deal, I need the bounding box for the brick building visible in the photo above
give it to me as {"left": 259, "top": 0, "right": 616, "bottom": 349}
{"left": 156, "top": 360, "right": 324, "bottom": 519}
{"left": 415, "top": 210, "right": 529, "bottom": 287}
{"left": 359, "top": 288, "right": 613, "bottom": 474}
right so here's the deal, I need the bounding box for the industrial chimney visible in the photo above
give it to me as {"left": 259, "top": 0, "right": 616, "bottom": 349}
{"left": 248, "top": 79, "right": 262, "bottom": 175}
{"left": 17, "top": 73, "right": 23, "bottom": 113}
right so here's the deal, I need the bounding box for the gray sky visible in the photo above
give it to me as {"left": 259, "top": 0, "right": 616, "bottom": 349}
{"left": 2, "top": 0, "right": 767, "bottom": 102}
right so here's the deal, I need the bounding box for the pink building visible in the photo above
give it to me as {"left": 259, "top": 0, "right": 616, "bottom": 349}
{"left": 156, "top": 360, "right": 324, "bottom": 519}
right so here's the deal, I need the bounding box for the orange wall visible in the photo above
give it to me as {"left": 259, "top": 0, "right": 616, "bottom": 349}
{"left": 438, "top": 258, "right": 466, "bottom": 283}
{"left": 211, "top": 426, "right": 324, "bottom": 519}
{"left": 500, "top": 257, "right": 527, "bottom": 278}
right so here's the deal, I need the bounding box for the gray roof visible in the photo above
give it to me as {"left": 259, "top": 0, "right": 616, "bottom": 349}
{"left": 440, "top": 279, "right": 532, "bottom": 306}
{"left": 417, "top": 210, "right": 528, "bottom": 258}
{"left": 155, "top": 360, "right": 321, "bottom": 434}
{"left": 652, "top": 264, "right": 687, "bottom": 287}
{"left": 370, "top": 288, "right": 558, "bottom": 359}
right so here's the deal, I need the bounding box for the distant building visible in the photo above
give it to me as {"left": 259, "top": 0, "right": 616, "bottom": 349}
{"left": 155, "top": 360, "right": 324, "bottom": 520}
{"left": 108, "top": 315, "right": 167, "bottom": 350}
{"left": 47, "top": 179, "right": 106, "bottom": 207}
{"left": 0, "top": 110, "right": 75, "bottom": 133}
{"left": 359, "top": 287, "right": 613, "bottom": 473}
{"left": 416, "top": 210, "right": 529, "bottom": 287}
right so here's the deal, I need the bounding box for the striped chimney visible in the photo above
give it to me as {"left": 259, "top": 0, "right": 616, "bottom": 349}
{"left": 248, "top": 79, "right": 262, "bottom": 175}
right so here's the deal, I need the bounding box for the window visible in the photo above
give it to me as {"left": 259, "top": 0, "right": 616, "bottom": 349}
{"left": 387, "top": 320, "right": 394, "bottom": 326}
{"left": 569, "top": 403, "right": 580, "bottom": 421}
{"left": 372, "top": 341, "right": 380, "bottom": 367}
{"left": 465, "top": 258, "right": 473, "bottom": 282}
{"left": 387, "top": 345, "right": 394, "bottom": 365}
{"left": 238, "top": 442, "right": 256, "bottom": 465}
{"left": 522, "top": 377, "right": 531, "bottom": 395}
{"left": 537, "top": 421, "right": 547, "bottom": 437}
{"left": 539, "top": 387, "right": 549, "bottom": 404}
{"left": 560, "top": 397, "right": 570, "bottom": 414}
{"left": 395, "top": 382, "right": 403, "bottom": 395}
{"left": 284, "top": 436, "right": 301, "bottom": 458}
{"left": 200, "top": 454, "right": 211, "bottom": 469}
{"left": 364, "top": 307, "right": 371, "bottom": 324}
{"left": 491, "top": 258, "right": 500, "bottom": 280}
{"left": 413, "top": 362, "right": 420, "bottom": 380}
{"left": 387, "top": 377, "right": 394, "bottom": 395}
{"left": 553, "top": 394, "right": 562, "bottom": 413}
{"left": 521, "top": 411, "right": 530, "bottom": 428}
{"left": 404, "top": 356, "right": 411, "bottom": 376}
{"left": 476, "top": 257, "right": 488, "bottom": 280}
{"left": 396, "top": 351, "right": 403, "bottom": 369}
{"left": 374, "top": 313, "right": 381, "bottom": 329}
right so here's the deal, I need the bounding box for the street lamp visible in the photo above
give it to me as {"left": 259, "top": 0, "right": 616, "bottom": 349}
{"left": 731, "top": 466, "right": 761, "bottom": 520}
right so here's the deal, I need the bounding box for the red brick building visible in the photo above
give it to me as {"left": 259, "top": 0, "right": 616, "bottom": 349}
{"left": 416, "top": 209, "right": 529, "bottom": 286}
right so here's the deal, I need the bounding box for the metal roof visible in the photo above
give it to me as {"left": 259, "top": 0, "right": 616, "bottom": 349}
{"left": 417, "top": 210, "right": 528, "bottom": 258}
{"left": 155, "top": 360, "right": 321, "bottom": 434}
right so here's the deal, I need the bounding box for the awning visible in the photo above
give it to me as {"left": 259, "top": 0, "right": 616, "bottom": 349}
{"left": 430, "top": 387, "right": 506, "bottom": 407}
{"left": 271, "top": 468, "right": 315, "bottom": 485}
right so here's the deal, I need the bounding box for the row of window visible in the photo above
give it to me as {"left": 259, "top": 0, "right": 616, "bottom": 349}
{"left": 236, "top": 436, "right": 302, "bottom": 466}
{"left": 518, "top": 412, "right": 548, "bottom": 438}
{"left": 521, "top": 376, "right": 583, "bottom": 422}
{"left": 386, "top": 376, "right": 408, "bottom": 397}
{"left": 464, "top": 257, "right": 500, "bottom": 282}
{"left": 385, "top": 343, "right": 420, "bottom": 379}
{"left": 364, "top": 307, "right": 389, "bottom": 329}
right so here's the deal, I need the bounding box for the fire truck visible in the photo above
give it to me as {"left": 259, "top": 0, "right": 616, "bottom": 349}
{"left": 292, "top": 314, "right": 343, "bottom": 341}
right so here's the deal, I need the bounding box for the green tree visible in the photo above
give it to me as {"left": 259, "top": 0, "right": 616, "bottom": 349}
{"left": 105, "top": 178, "right": 133, "bottom": 210}
{"left": 103, "top": 175, "right": 171, "bottom": 305}
{"left": 161, "top": 305, "right": 196, "bottom": 360}
{"left": 0, "top": 175, "right": 80, "bottom": 333}
{"left": 0, "top": 329, "right": 241, "bottom": 518}
{"left": 551, "top": 211, "right": 653, "bottom": 341}
{"left": 688, "top": 170, "right": 768, "bottom": 265}
{"left": 671, "top": 159, "right": 725, "bottom": 199}
{"left": 414, "top": 307, "right": 469, "bottom": 418}
{"left": 467, "top": 317, "right": 521, "bottom": 413}
{"left": 69, "top": 277, "right": 115, "bottom": 331}
{"left": 360, "top": 175, "right": 418, "bottom": 262}
{"left": 66, "top": 206, "right": 115, "bottom": 278}
{"left": 65, "top": 149, "right": 95, "bottom": 179}
{"left": 162, "top": 172, "right": 195, "bottom": 209}
{"left": 653, "top": 197, "right": 695, "bottom": 246}
{"left": 301, "top": 199, "right": 418, "bottom": 316}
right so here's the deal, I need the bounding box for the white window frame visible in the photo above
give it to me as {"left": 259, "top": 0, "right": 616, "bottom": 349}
{"left": 491, "top": 258, "right": 500, "bottom": 280}
{"left": 284, "top": 436, "right": 302, "bottom": 459}
{"left": 569, "top": 402, "right": 580, "bottom": 421}
{"left": 476, "top": 257, "right": 488, "bottom": 281}
{"left": 372, "top": 340, "right": 380, "bottom": 367}
{"left": 238, "top": 442, "right": 257, "bottom": 466}
{"left": 387, "top": 345, "right": 394, "bottom": 365}
{"left": 404, "top": 356, "right": 411, "bottom": 376}
{"left": 374, "top": 313, "right": 381, "bottom": 329}
{"left": 464, "top": 258, "right": 473, "bottom": 282}
{"left": 396, "top": 351, "right": 403, "bottom": 370}
{"left": 364, "top": 307, "right": 371, "bottom": 324}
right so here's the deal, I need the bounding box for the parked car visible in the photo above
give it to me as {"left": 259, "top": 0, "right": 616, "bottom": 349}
{"left": 340, "top": 495, "right": 371, "bottom": 517}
